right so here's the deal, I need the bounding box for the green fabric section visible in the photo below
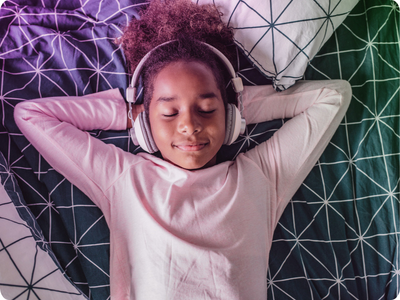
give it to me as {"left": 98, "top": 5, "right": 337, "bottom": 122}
{"left": 268, "top": 0, "right": 400, "bottom": 299}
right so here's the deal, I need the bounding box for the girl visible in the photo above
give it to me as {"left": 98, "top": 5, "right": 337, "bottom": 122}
{"left": 14, "top": 0, "right": 352, "bottom": 299}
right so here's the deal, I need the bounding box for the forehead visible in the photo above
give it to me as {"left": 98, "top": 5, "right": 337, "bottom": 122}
{"left": 152, "top": 61, "right": 221, "bottom": 96}
{"left": 155, "top": 60, "right": 215, "bottom": 81}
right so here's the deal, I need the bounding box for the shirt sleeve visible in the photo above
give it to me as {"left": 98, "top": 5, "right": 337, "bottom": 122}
{"left": 14, "top": 88, "right": 135, "bottom": 211}
{"left": 242, "top": 80, "right": 352, "bottom": 217}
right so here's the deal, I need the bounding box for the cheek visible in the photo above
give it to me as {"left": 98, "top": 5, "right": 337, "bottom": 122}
{"left": 214, "top": 112, "right": 226, "bottom": 140}
{"left": 148, "top": 114, "right": 176, "bottom": 153}
{"left": 150, "top": 118, "right": 170, "bottom": 143}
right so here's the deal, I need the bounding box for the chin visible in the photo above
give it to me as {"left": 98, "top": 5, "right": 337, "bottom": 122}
{"left": 179, "top": 162, "right": 208, "bottom": 170}
{"left": 172, "top": 157, "right": 217, "bottom": 170}
{"left": 161, "top": 150, "right": 218, "bottom": 170}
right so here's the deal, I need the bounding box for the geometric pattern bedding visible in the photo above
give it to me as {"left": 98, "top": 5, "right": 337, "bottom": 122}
{"left": 0, "top": 153, "right": 86, "bottom": 299}
{"left": 0, "top": 1, "right": 399, "bottom": 300}
{"left": 0, "top": 1, "right": 150, "bottom": 298}
{"left": 269, "top": 1, "right": 400, "bottom": 299}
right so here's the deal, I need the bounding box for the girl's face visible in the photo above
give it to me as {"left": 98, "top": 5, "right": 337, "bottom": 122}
{"left": 148, "top": 60, "right": 226, "bottom": 170}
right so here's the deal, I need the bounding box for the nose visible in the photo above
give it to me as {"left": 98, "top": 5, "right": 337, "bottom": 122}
{"left": 178, "top": 111, "right": 202, "bottom": 135}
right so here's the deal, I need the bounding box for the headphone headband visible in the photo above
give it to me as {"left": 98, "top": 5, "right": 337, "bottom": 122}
{"left": 126, "top": 40, "right": 244, "bottom": 103}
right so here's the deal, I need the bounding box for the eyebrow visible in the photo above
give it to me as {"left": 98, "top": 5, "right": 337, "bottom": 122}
{"left": 156, "top": 96, "right": 176, "bottom": 103}
{"left": 156, "top": 92, "right": 218, "bottom": 103}
{"left": 199, "top": 92, "right": 218, "bottom": 99}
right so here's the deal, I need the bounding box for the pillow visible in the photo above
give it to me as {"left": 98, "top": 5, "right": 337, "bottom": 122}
{"left": 195, "top": 0, "right": 359, "bottom": 90}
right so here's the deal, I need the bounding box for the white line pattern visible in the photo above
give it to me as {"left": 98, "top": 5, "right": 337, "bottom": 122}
{"left": 0, "top": 0, "right": 399, "bottom": 299}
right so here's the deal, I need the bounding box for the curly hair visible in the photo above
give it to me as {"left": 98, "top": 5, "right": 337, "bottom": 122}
{"left": 117, "top": 0, "right": 237, "bottom": 113}
{"left": 118, "top": 0, "right": 236, "bottom": 73}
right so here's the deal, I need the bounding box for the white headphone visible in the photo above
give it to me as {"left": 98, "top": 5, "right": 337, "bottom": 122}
{"left": 126, "top": 40, "right": 246, "bottom": 153}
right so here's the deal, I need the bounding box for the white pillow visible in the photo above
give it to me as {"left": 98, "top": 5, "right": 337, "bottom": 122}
{"left": 195, "top": 0, "right": 359, "bottom": 90}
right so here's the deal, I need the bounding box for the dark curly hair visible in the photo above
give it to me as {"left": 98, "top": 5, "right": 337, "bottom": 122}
{"left": 117, "top": 0, "right": 237, "bottom": 112}
{"left": 119, "top": 0, "right": 235, "bottom": 72}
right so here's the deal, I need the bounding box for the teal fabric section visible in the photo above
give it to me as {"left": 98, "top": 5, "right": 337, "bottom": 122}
{"left": 267, "top": 0, "right": 400, "bottom": 299}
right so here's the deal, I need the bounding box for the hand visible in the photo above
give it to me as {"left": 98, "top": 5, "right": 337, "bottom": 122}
{"left": 126, "top": 103, "right": 145, "bottom": 129}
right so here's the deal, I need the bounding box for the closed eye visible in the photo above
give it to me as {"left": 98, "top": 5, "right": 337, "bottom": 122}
{"left": 162, "top": 113, "right": 178, "bottom": 117}
{"left": 199, "top": 109, "right": 216, "bottom": 114}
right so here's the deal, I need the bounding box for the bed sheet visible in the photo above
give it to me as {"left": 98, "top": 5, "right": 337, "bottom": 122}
{"left": 268, "top": 0, "right": 400, "bottom": 299}
{"left": 0, "top": 1, "right": 148, "bottom": 298}
{"left": 0, "top": 0, "right": 399, "bottom": 299}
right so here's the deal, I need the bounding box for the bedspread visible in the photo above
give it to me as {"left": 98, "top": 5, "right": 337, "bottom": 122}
{"left": 0, "top": 0, "right": 399, "bottom": 299}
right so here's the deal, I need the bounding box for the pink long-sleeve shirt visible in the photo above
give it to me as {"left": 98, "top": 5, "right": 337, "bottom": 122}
{"left": 14, "top": 80, "right": 351, "bottom": 299}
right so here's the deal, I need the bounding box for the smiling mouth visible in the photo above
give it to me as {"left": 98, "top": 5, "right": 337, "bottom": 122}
{"left": 174, "top": 143, "right": 208, "bottom": 151}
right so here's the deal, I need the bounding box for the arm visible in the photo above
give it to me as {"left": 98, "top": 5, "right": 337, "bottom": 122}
{"left": 242, "top": 80, "right": 351, "bottom": 124}
{"left": 243, "top": 80, "right": 352, "bottom": 217}
{"left": 14, "top": 88, "right": 138, "bottom": 211}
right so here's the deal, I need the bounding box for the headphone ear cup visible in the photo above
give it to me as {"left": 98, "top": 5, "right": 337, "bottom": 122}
{"left": 224, "top": 103, "right": 242, "bottom": 145}
{"left": 134, "top": 112, "right": 159, "bottom": 153}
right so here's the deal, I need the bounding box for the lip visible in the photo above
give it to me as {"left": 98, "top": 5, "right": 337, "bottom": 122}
{"left": 174, "top": 142, "right": 209, "bottom": 151}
